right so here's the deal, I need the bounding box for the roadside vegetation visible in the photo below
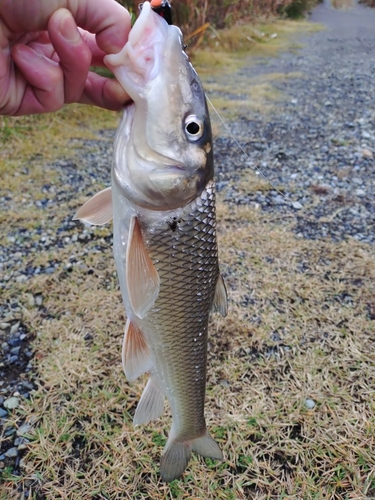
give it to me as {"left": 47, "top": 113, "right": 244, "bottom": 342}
{"left": 119, "top": 0, "right": 322, "bottom": 36}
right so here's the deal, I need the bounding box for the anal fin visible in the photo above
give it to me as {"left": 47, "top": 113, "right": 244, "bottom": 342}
{"left": 73, "top": 187, "right": 112, "bottom": 225}
{"left": 122, "top": 319, "right": 153, "bottom": 381}
{"left": 211, "top": 274, "right": 228, "bottom": 317}
{"left": 133, "top": 377, "right": 165, "bottom": 426}
{"left": 127, "top": 216, "right": 160, "bottom": 319}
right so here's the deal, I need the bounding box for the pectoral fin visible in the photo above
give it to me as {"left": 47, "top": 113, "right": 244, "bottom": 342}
{"left": 127, "top": 216, "right": 160, "bottom": 319}
{"left": 211, "top": 274, "right": 228, "bottom": 317}
{"left": 122, "top": 319, "right": 153, "bottom": 381}
{"left": 73, "top": 187, "right": 113, "bottom": 225}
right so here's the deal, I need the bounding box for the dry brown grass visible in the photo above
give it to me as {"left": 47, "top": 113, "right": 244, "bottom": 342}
{"left": 205, "top": 75, "right": 301, "bottom": 120}
{"left": 119, "top": 0, "right": 321, "bottom": 37}
{"left": 1, "top": 15, "right": 375, "bottom": 500}
{"left": 1, "top": 166, "right": 375, "bottom": 499}
{"left": 0, "top": 106, "right": 120, "bottom": 187}
{"left": 191, "top": 19, "right": 323, "bottom": 75}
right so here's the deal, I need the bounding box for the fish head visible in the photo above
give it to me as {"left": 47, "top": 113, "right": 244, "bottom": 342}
{"left": 105, "top": 1, "right": 213, "bottom": 210}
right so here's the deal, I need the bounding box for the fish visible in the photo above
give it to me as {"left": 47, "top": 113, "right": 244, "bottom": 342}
{"left": 74, "top": 1, "right": 227, "bottom": 482}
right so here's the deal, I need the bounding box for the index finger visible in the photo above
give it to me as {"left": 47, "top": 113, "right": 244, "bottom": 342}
{"left": 0, "top": 0, "right": 131, "bottom": 53}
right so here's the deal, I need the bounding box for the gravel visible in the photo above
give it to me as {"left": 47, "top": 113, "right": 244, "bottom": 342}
{"left": 305, "top": 398, "right": 316, "bottom": 409}
{"left": 1, "top": 0, "right": 374, "bottom": 485}
{"left": 213, "top": 0, "right": 375, "bottom": 243}
{"left": 0, "top": 134, "right": 116, "bottom": 481}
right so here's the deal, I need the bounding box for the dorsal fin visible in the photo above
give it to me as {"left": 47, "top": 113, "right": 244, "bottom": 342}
{"left": 126, "top": 216, "right": 160, "bottom": 319}
{"left": 73, "top": 187, "right": 113, "bottom": 225}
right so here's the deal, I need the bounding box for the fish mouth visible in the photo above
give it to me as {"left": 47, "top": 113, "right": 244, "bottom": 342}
{"left": 151, "top": 163, "right": 204, "bottom": 179}
{"left": 104, "top": 2, "right": 169, "bottom": 92}
{"left": 149, "top": 165, "right": 187, "bottom": 183}
{"left": 166, "top": 164, "right": 185, "bottom": 172}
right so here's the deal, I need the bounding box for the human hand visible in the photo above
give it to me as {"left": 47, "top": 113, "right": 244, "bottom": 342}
{"left": 0, "top": 0, "right": 131, "bottom": 115}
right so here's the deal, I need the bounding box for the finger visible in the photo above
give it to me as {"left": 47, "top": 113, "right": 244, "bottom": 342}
{"left": 86, "top": 0, "right": 131, "bottom": 54}
{"left": 79, "top": 30, "right": 108, "bottom": 66}
{"left": 79, "top": 72, "right": 130, "bottom": 111}
{"left": 48, "top": 9, "right": 92, "bottom": 104}
{"left": 28, "top": 41, "right": 55, "bottom": 59}
{"left": 11, "top": 44, "right": 64, "bottom": 114}
{"left": 0, "top": 0, "right": 131, "bottom": 53}
{"left": 0, "top": 41, "right": 12, "bottom": 113}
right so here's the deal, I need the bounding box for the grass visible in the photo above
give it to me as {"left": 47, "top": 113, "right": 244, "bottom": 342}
{"left": 191, "top": 19, "right": 323, "bottom": 74}
{"left": 205, "top": 75, "right": 300, "bottom": 120}
{"left": 191, "top": 18, "right": 321, "bottom": 120}
{"left": 1, "top": 13, "right": 375, "bottom": 500}
{"left": 2, "top": 181, "right": 375, "bottom": 499}
{"left": 0, "top": 106, "right": 120, "bottom": 192}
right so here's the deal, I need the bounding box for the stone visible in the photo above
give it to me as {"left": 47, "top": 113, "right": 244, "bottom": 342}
{"left": 361, "top": 148, "right": 373, "bottom": 158}
{"left": 5, "top": 447, "right": 19, "bottom": 458}
{"left": 17, "top": 423, "right": 31, "bottom": 437}
{"left": 10, "top": 322, "right": 20, "bottom": 335}
{"left": 4, "top": 397, "right": 20, "bottom": 410}
{"left": 35, "top": 295, "right": 43, "bottom": 306}
{"left": 16, "top": 275, "right": 27, "bottom": 283}
{"left": 305, "top": 399, "right": 315, "bottom": 409}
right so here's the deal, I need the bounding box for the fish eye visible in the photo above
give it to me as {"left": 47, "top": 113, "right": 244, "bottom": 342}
{"left": 184, "top": 115, "right": 204, "bottom": 141}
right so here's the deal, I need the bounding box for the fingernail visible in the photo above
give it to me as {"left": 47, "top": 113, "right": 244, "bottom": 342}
{"left": 59, "top": 10, "right": 81, "bottom": 44}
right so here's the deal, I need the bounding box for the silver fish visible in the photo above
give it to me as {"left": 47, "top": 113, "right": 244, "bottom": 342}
{"left": 75, "top": 1, "right": 227, "bottom": 482}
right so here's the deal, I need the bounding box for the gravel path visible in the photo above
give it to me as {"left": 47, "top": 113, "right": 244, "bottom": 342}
{"left": 1, "top": 0, "right": 375, "bottom": 486}
{"left": 214, "top": 0, "right": 375, "bottom": 242}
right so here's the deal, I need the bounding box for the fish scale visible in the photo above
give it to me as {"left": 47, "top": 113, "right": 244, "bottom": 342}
{"left": 141, "top": 180, "right": 218, "bottom": 438}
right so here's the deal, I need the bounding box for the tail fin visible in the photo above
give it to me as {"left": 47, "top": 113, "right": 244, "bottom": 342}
{"left": 160, "top": 430, "right": 223, "bottom": 482}
{"left": 160, "top": 441, "right": 192, "bottom": 482}
{"left": 191, "top": 430, "right": 223, "bottom": 460}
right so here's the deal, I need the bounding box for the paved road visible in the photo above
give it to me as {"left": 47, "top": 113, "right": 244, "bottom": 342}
{"left": 311, "top": 0, "right": 375, "bottom": 35}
